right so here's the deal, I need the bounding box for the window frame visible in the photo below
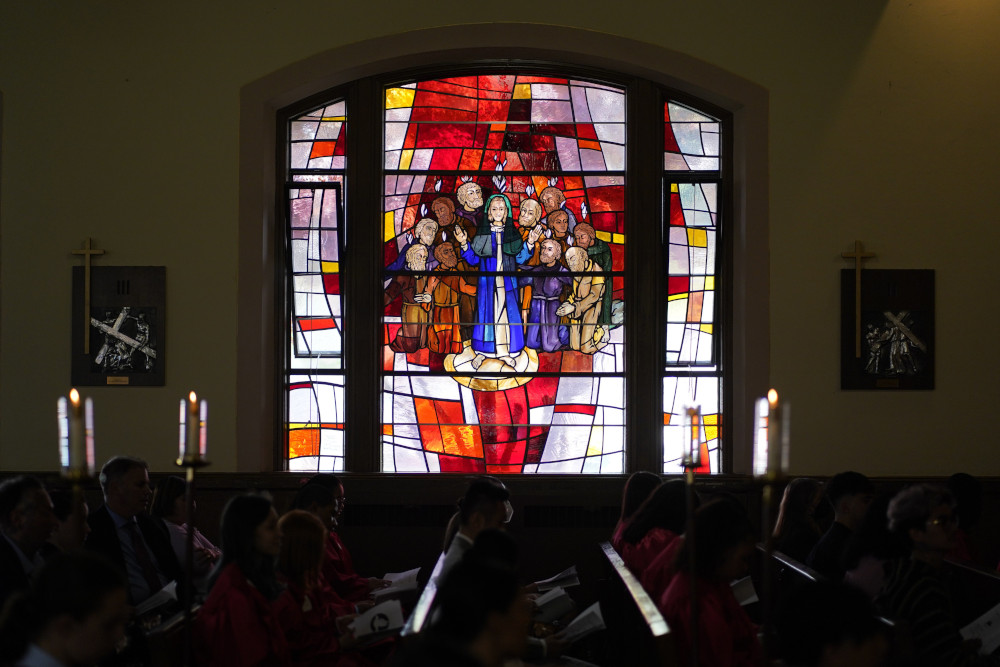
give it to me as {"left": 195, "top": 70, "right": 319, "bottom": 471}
{"left": 235, "top": 27, "right": 769, "bottom": 475}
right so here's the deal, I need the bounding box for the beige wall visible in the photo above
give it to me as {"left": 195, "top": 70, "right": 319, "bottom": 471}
{"left": 2, "top": 1, "right": 997, "bottom": 475}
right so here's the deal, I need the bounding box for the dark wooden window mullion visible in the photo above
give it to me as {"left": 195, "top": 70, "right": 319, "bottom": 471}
{"left": 343, "top": 78, "right": 381, "bottom": 473}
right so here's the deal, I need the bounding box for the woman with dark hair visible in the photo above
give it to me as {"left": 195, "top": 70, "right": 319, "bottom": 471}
{"left": 658, "top": 499, "right": 762, "bottom": 667}
{"left": 150, "top": 475, "right": 220, "bottom": 589}
{"left": 275, "top": 510, "right": 371, "bottom": 666}
{"left": 842, "top": 494, "right": 905, "bottom": 599}
{"left": 0, "top": 551, "right": 129, "bottom": 667}
{"left": 611, "top": 471, "right": 660, "bottom": 552}
{"left": 876, "top": 484, "right": 994, "bottom": 666}
{"left": 195, "top": 493, "right": 291, "bottom": 667}
{"left": 619, "top": 479, "right": 691, "bottom": 574}
{"left": 772, "top": 477, "right": 823, "bottom": 562}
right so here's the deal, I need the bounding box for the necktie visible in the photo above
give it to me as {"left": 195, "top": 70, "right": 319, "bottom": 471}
{"left": 125, "top": 521, "right": 163, "bottom": 596}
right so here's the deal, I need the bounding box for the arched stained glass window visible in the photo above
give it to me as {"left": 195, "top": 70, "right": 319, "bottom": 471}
{"left": 381, "top": 74, "right": 626, "bottom": 474}
{"left": 281, "top": 68, "right": 728, "bottom": 475}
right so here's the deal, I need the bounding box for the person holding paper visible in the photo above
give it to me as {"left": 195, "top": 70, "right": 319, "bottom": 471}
{"left": 275, "top": 510, "right": 375, "bottom": 666}
{"left": 658, "top": 499, "right": 762, "bottom": 667}
{"left": 195, "top": 494, "right": 292, "bottom": 667}
{"left": 294, "top": 477, "right": 388, "bottom": 603}
{"left": 85, "top": 457, "right": 181, "bottom": 606}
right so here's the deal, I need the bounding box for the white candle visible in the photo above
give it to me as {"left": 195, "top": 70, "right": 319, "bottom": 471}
{"left": 57, "top": 397, "right": 70, "bottom": 470}
{"left": 84, "top": 397, "right": 95, "bottom": 474}
{"left": 766, "top": 389, "right": 782, "bottom": 476}
{"left": 68, "top": 388, "right": 85, "bottom": 472}
{"left": 198, "top": 399, "right": 208, "bottom": 458}
{"left": 685, "top": 406, "right": 702, "bottom": 468}
{"left": 752, "top": 396, "right": 769, "bottom": 477}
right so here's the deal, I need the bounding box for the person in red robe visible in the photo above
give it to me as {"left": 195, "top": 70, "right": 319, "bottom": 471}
{"left": 610, "top": 471, "right": 661, "bottom": 553}
{"left": 657, "top": 499, "right": 762, "bottom": 667}
{"left": 276, "top": 510, "right": 375, "bottom": 667}
{"left": 618, "top": 479, "right": 692, "bottom": 575}
{"left": 293, "top": 476, "right": 387, "bottom": 604}
{"left": 427, "top": 243, "right": 476, "bottom": 355}
{"left": 195, "top": 494, "right": 292, "bottom": 667}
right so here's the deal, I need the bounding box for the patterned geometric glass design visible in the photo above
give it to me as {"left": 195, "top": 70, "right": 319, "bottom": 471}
{"left": 286, "top": 100, "right": 347, "bottom": 472}
{"left": 663, "top": 99, "right": 722, "bottom": 473}
{"left": 382, "top": 74, "right": 626, "bottom": 474}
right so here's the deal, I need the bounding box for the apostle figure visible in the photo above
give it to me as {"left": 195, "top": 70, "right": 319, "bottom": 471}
{"left": 573, "top": 222, "right": 613, "bottom": 327}
{"left": 539, "top": 185, "right": 577, "bottom": 232}
{"left": 556, "top": 247, "right": 608, "bottom": 354}
{"left": 516, "top": 198, "right": 545, "bottom": 266}
{"left": 386, "top": 217, "right": 439, "bottom": 272}
{"left": 384, "top": 244, "right": 432, "bottom": 353}
{"left": 455, "top": 181, "right": 484, "bottom": 229}
{"left": 431, "top": 196, "right": 476, "bottom": 249}
{"left": 547, "top": 210, "right": 573, "bottom": 263}
{"left": 519, "top": 239, "right": 571, "bottom": 353}
{"left": 455, "top": 194, "right": 535, "bottom": 370}
{"left": 427, "top": 243, "right": 477, "bottom": 354}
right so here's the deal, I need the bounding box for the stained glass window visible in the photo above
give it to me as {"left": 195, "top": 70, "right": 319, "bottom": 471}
{"left": 286, "top": 101, "right": 347, "bottom": 472}
{"left": 382, "top": 75, "right": 625, "bottom": 474}
{"left": 662, "top": 101, "right": 723, "bottom": 473}
{"left": 282, "top": 73, "right": 728, "bottom": 475}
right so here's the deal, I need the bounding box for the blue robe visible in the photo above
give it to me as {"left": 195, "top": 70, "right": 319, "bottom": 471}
{"left": 461, "top": 231, "right": 533, "bottom": 355}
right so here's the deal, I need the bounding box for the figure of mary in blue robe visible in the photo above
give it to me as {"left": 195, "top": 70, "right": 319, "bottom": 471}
{"left": 459, "top": 193, "right": 533, "bottom": 361}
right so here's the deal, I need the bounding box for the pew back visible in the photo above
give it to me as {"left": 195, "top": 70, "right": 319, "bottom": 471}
{"left": 598, "top": 541, "right": 677, "bottom": 667}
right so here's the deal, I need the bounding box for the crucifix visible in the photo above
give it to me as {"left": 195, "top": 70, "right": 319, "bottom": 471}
{"left": 841, "top": 240, "right": 875, "bottom": 358}
{"left": 72, "top": 238, "right": 105, "bottom": 355}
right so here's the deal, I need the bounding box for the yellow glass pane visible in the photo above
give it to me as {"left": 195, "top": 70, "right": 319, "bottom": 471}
{"left": 687, "top": 228, "right": 708, "bottom": 247}
{"left": 385, "top": 88, "right": 416, "bottom": 109}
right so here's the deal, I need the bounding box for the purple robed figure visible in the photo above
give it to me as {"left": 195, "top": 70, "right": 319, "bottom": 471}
{"left": 457, "top": 194, "right": 533, "bottom": 363}
{"left": 518, "top": 252, "right": 571, "bottom": 352}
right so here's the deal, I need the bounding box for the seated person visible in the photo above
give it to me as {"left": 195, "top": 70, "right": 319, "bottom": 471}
{"left": 275, "top": 510, "right": 371, "bottom": 666}
{"left": 807, "top": 471, "right": 874, "bottom": 581}
{"left": 778, "top": 580, "right": 888, "bottom": 667}
{"left": 85, "top": 456, "right": 181, "bottom": 605}
{"left": 876, "top": 484, "right": 998, "bottom": 666}
{"left": 395, "top": 551, "right": 530, "bottom": 667}
{"left": 38, "top": 487, "right": 90, "bottom": 559}
{"left": 195, "top": 493, "right": 292, "bottom": 667}
{"left": 0, "top": 551, "right": 129, "bottom": 667}
{"left": 619, "top": 479, "right": 689, "bottom": 575}
{"left": 292, "top": 476, "right": 387, "bottom": 603}
{"left": 438, "top": 477, "right": 511, "bottom": 583}
{"left": 150, "top": 475, "right": 220, "bottom": 592}
{"left": 0, "top": 475, "right": 58, "bottom": 605}
{"left": 772, "top": 477, "right": 823, "bottom": 563}
{"left": 658, "top": 499, "right": 762, "bottom": 667}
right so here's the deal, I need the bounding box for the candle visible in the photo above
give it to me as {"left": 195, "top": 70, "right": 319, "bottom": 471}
{"left": 766, "top": 389, "right": 788, "bottom": 476}
{"left": 68, "top": 388, "right": 85, "bottom": 472}
{"left": 57, "top": 397, "right": 69, "bottom": 470}
{"left": 752, "top": 396, "right": 769, "bottom": 477}
{"left": 684, "top": 406, "right": 702, "bottom": 468}
{"left": 179, "top": 391, "right": 207, "bottom": 463}
{"left": 84, "top": 396, "right": 95, "bottom": 474}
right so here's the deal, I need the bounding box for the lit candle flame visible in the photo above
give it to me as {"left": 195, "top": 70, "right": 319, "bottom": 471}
{"left": 69, "top": 388, "right": 80, "bottom": 405}
{"left": 767, "top": 388, "right": 778, "bottom": 406}
{"left": 189, "top": 391, "right": 197, "bottom": 403}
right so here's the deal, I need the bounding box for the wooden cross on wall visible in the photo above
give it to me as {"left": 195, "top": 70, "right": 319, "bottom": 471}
{"left": 841, "top": 240, "right": 875, "bottom": 358}
{"left": 72, "top": 238, "right": 105, "bottom": 354}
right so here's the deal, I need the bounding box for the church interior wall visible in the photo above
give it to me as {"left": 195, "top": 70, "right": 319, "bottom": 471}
{"left": 2, "top": 1, "right": 999, "bottom": 477}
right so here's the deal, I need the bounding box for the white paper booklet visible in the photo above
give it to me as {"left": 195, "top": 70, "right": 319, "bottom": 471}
{"left": 960, "top": 601, "right": 1000, "bottom": 655}
{"left": 560, "top": 601, "right": 605, "bottom": 644}
{"left": 135, "top": 580, "right": 177, "bottom": 616}
{"left": 731, "top": 576, "right": 759, "bottom": 607}
{"left": 533, "top": 586, "right": 575, "bottom": 623}
{"left": 373, "top": 567, "right": 421, "bottom": 601}
{"left": 349, "top": 599, "right": 405, "bottom": 638}
{"left": 534, "top": 565, "right": 580, "bottom": 592}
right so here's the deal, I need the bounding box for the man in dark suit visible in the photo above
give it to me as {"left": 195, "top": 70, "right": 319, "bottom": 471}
{"left": 85, "top": 456, "right": 182, "bottom": 604}
{"left": 0, "top": 475, "right": 58, "bottom": 606}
